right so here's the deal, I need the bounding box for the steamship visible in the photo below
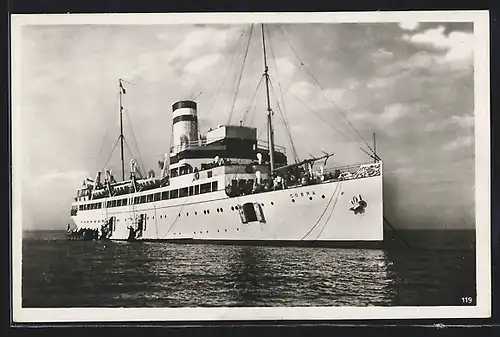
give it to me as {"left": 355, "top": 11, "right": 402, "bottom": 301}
{"left": 67, "top": 24, "right": 383, "bottom": 245}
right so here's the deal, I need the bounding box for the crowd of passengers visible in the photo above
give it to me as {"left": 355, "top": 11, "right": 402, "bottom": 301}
{"left": 225, "top": 165, "right": 342, "bottom": 197}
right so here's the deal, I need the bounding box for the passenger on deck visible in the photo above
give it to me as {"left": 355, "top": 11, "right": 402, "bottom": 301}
{"left": 273, "top": 174, "right": 284, "bottom": 190}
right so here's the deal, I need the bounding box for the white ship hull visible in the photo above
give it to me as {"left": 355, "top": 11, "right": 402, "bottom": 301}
{"left": 70, "top": 173, "right": 383, "bottom": 245}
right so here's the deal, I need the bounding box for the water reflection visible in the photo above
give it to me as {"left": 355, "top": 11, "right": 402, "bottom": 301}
{"left": 22, "top": 231, "right": 477, "bottom": 308}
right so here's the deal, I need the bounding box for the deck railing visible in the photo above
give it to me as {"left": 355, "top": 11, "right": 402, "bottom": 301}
{"left": 169, "top": 137, "right": 287, "bottom": 154}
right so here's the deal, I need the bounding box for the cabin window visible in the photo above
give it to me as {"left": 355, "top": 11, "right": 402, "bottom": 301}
{"left": 170, "top": 189, "right": 179, "bottom": 199}
{"left": 232, "top": 179, "right": 237, "bottom": 188}
{"left": 154, "top": 193, "right": 160, "bottom": 201}
{"left": 207, "top": 171, "right": 213, "bottom": 178}
{"left": 211, "top": 181, "right": 218, "bottom": 192}
{"left": 179, "top": 187, "right": 188, "bottom": 198}
{"left": 200, "top": 182, "right": 211, "bottom": 194}
{"left": 161, "top": 191, "right": 169, "bottom": 200}
{"left": 171, "top": 168, "right": 178, "bottom": 177}
{"left": 140, "top": 195, "right": 146, "bottom": 204}
{"left": 194, "top": 185, "right": 200, "bottom": 195}
{"left": 79, "top": 205, "right": 83, "bottom": 211}
{"left": 188, "top": 186, "right": 194, "bottom": 196}
{"left": 122, "top": 199, "right": 128, "bottom": 206}
{"left": 117, "top": 199, "right": 122, "bottom": 207}
{"left": 147, "top": 194, "right": 153, "bottom": 203}
{"left": 134, "top": 197, "right": 140, "bottom": 204}
{"left": 111, "top": 200, "right": 117, "bottom": 207}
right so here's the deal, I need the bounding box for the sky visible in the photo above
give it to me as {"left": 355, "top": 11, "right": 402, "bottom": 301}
{"left": 17, "top": 20, "right": 476, "bottom": 230}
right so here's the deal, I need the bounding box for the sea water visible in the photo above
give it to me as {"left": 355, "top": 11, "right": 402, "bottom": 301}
{"left": 21, "top": 230, "right": 476, "bottom": 307}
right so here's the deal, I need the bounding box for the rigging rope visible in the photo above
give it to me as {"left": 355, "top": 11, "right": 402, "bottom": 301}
{"left": 123, "top": 107, "right": 147, "bottom": 173}
{"left": 205, "top": 28, "right": 247, "bottom": 118}
{"left": 268, "top": 78, "right": 300, "bottom": 163}
{"left": 241, "top": 74, "right": 265, "bottom": 125}
{"left": 300, "top": 182, "right": 342, "bottom": 240}
{"left": 314, "top": 182, "right": 343, "bottom": 240}
{"left": 101, "top": 137, "right": 121, "bottom": 172}
{"left": 266, "top": 26, "right": 299, "bottom": 163}
{"left": 285, "top": 87, "right": 379, "bottom": 162}
{"left": 277, "top": 24, "right": 380, "bottom": 161}
{"left": 227, "top": 24, "right": 254, "bottom": 125}
{"left": 94, "top": 92, "right": 120, "bottom": 172}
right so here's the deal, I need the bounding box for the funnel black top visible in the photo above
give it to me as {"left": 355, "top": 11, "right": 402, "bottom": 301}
{"left": 172, "top": 100, "right": 197, "bottom": 111}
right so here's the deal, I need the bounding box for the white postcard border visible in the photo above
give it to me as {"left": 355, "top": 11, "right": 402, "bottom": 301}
{"left": 11, "top": 11, "right": 491, "bottom": 322}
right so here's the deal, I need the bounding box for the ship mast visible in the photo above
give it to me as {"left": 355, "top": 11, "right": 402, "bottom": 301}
{"left": 119, "top": 79, "right": 125, "bottom": 181}
{"left": 261, "top": 23, "right": 276, "bottom": 172}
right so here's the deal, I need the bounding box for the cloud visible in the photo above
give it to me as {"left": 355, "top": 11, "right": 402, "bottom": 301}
{"left": 402, "top": 26, "right": 473, "bottom": 64}
{"left": 444, "top": 135, "right": 474, "bottom": 151}
{"left": 33, "top": 169, "right": 90, "bottom": 187}
{"left": 273, "top": 57, "right": 297, "bottom": 85}
{"left": 373, "top": 48, "right": 394, "bottom": 60}
{"left": 287, "top": 81, "right": 316, "bottom": 98}
{"left": 169, "top": 26, "right": 240, "bottom": 63}
{"left": 183, "top": 53, "right": 223, "bottom": 74}
{"left": 398, "top": 21, "right": 420, "bottom": 31}
{"left": 425, "top": 114, "right": 474, "bottom": 132}
{"left": 379, "top": 103, "right": 412, "bottom": 125}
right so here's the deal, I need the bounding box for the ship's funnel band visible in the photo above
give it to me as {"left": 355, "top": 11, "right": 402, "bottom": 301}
{"left": 171, "top": 100, "right": 199, "bottom": 152}
{"left": 172, "top": 100, "right": 197, "bottom": 111}
{"left": 173, "top": 114, "right": 198, "bottom": 125}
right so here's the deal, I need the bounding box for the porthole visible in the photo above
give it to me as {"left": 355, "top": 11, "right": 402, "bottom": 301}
{"left": 322, "top": 195, "right": 325, "bottom": 199}
{"left": 152, "top": 216, "right": 155, "bottom": 219}
{"left": 206, "top": 231, "right": 208, "bottom": 233}
{"left": 292, "top": 199, "right": 295, "bottom": 202}
{"left": 261, "top": 203, "right": 264, "bottom": 207}
{"left": 207, "top": 210, "right": 210, "bottom": 214}
{"left": 178, "top": 213, "right": 181, "bottom": 217}
{"left": 236, "top": 228, "right": 239, "bottom": 231}
{"left": 203, "top": 210, "right": 206, "bottom": 214}
{"left": 341, "top": 192, "right": 344, "bottom": 195}
{"left": 225, "top": 229, "right": 227, "bottom": 232}
{"left": 271, "top": 202, "right": 274, "bottom": 205}
{"left": 147, "top": 216, "right": 149, "bottom": 220}
{"left": 231, "top": 206, "right": 234, "bottom": 211}
{"left": 186, "top": 213, "right": 189, "bottom": 216}
{"left": 217, "top": 230, "right": 220, "bottom": 232}
{"left": 200, "top": 231, "right": 202, "bottom": 234}
{"left": 220, "top": 208, "right": 223, "bottom": 212}
{"left": 217, "top": 208, "right": 220, "bottom": 213}
{"left": 309, "top": 197, "right": 313, "bottom": 200}
{"left": 195, "top": 211, "right": 198, "bottom": 215}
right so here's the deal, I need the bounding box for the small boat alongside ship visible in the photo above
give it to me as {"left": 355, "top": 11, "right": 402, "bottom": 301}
{"left": 67, "top": 24, "right": 384, "bottom": 247}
